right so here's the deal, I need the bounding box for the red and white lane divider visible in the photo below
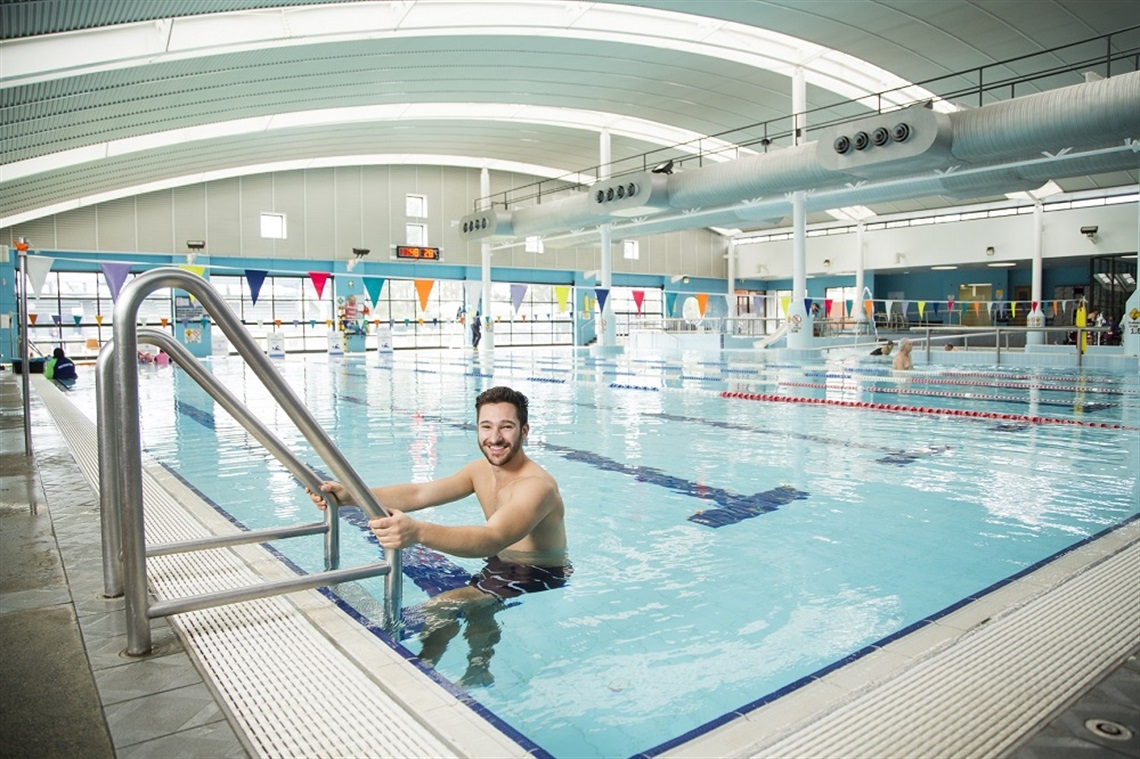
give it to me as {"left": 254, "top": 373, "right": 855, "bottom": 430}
{"left": 719, "top": 391, "right": 1137, "bottom": 430}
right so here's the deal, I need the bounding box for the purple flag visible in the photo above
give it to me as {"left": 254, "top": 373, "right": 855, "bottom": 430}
{"left": 510, "top": 283, "right": 528, "bottom": 314}
{"left": 101, "top": 262, "right": 132, "bottom": 302}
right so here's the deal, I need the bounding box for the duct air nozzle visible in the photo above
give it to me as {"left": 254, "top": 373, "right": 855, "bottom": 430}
{"left": 817, "top": 103, "right": 952, "bottom": 177}
{"left": 459, "top": 208, "right": 515, "bottom": 241}
{"left": 833, "top": 135, "right": 852, "bottom": 154}
{"left": 588, "top": 171, "right": 669, "bottom": 218}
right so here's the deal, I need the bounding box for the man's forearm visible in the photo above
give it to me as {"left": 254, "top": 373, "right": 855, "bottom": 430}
{"left": 414, "top": 522, "right": 506, "bottom": 559}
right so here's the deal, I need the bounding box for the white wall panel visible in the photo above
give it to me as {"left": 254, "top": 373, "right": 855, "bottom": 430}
{"left": 206, "top": 178, "right": 242, "bottom": 256}
{"left": 240, "top": 174, "right": 274, "bottom": 259}
{"left": 304, "top": 169, "right": 337, "bottom": 259}
{"left": 137, "top": 190, "right": 174, "bottom": 254}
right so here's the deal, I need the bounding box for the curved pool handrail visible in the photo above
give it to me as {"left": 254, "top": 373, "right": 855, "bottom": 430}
{"left": 107, "top": 267, "right": 401, "bottom": 654}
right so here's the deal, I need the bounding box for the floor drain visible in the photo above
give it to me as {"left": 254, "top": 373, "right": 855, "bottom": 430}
{"left": 1084, "top": 718, "right": 1133, "bottom": 741}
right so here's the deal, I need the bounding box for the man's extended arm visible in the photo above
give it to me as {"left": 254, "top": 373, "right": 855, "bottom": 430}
{"left": 308, "top": 463, "right": 476, "bottom": 513}
{"left": 370, "top": 477, "right": 554, "bottom": 558}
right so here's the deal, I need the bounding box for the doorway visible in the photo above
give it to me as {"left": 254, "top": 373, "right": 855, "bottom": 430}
{"left": 959, "top": 283, "right": 993, "bottom": 327}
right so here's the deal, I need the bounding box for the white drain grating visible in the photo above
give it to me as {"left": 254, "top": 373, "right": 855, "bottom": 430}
{"left": 33, "top": 377, "right": 526, "bottom": 758}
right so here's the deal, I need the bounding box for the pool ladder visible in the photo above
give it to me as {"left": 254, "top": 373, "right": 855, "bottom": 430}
{"left": 97, "top": 268, "right": 401, "bottom": 656}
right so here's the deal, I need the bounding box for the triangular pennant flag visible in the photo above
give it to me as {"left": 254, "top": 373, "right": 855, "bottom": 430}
{"left": 780, "top": 295, "right": 791, "bottom": 317}
{"left": 594, "top": 288, "right": 610, "bottom": 312}
{"left": 308, "top": 271, "right": 330, "bottom": 299}
{"left": 948, "top": 298, "right": 955, "bottom": 311}
{"left": 1011, "top": 301, "right": 1018, "bottom": 317}
{"left": 864, "top": 299, "right": 873, "bottom": 320}
{"left": 665, "top": 292, "right": 678, "bottom": 318}
{"left": 101, "top": 262, "right": 132, "bottom": 303}
{"left": 364, "top": 277, "right": 386, "bottom": 308}
{"left": 802, "top": 298, "right": 813, "bottom": 317}
{"left": 987, "top": 301, "right": 995, "bottom": 316}
{"left": 1031, "top": 300, "right": 1038, "bottom": 313}
{"left": 246, "top": 270, "right": 268, "bottom": 306}
{"left": 73, "top": 313, "right": 83, "bottom": 326}
{"left": 900, "top": 300, "right": 911, "bottom": 316}
{"left": 177, "top": 265, "right": 206, "bottom": 278}
{"left": 161, "top": 317, "right": 169, "bottom": 327}
{"left": 823, "top": 298, "right": 833, "bottom": 318}
{"left": 414, "top": 279, "right": 435, "bottom": 311}
{"left": 1062, "top": 300, "right": 1068, "bottom": 314}
{"left": 632, "top": 290, "right": 645, "bottom": 315}
{"left": 95, "top": 314, "right": 104, "bottom": 326}
{"left": 918, "top": 301, "right": 926, "bottom": 318}
{"left": 846, "top": 299, "right": 855, "bottom": 318}
{"left": 886, "top": 299, "right": 895, "bottom": 316}
{"left": 510, "top": 283, "right": 528, "bottom": 314}
{"left": 29, "top": 313, "right": 38, "bottom": 325}
{"left": 554, "top": 285, "right": 571, "bottom": 313}
{"left": 1051, "top": 301, "right": 1058, "bottom": 317}
{"left": 932, "top": 302, "right": 939, "bottom": 316}
{"left": 973, "top": 301, "right": 981, "bottom": 317}
{"left": 697, "top": 293, "right": 710, "bottom": 317}
{"left": 51, "top": 314, "right": 61, "bottom": 325}
{"left": 464, "top": 281, "right": 483, "bottom": 314}
{"left": 24, "top": 255, "right": 54, "bottom": 297}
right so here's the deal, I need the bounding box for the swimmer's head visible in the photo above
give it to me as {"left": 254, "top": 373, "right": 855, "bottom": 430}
{"left": 476, "top": 386, "right": 529, "bottom": 428}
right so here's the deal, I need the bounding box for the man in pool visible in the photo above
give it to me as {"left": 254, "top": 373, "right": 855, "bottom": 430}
{"left": 892, "top": 338, "right": 914, "bottom": 370}
{"left": 308, "top": 385, "right": 569, "bottom": 684}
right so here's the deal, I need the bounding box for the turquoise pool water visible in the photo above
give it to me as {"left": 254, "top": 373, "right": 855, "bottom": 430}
{"left": 70, "top": 348, "right": 1140, "bottom": 758}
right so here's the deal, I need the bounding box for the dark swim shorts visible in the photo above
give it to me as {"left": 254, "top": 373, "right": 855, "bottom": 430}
{"left": 469, "top": 555, "right": 572, "bottom": 600}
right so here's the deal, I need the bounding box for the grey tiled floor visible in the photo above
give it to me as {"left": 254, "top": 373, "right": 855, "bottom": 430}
{"left": 0, "top": 372, "right": 249, "bottom": 758}
{"left": 2, "top": 367, "right": 1136, "bottom": 758}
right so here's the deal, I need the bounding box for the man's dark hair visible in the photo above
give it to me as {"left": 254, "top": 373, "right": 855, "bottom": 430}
{"left": 53, "top": 347, "right": 66, "bottom": 359}
{"left": 476, "top": 386, "right": 529, "bottom": 428}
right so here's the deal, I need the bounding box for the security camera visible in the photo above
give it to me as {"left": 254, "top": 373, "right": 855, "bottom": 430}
{"left": 352, "top": 247, "right": 370, "bottom": 258}
{"left": 1080, "top": 226, "right": 1098, "bottom": 238}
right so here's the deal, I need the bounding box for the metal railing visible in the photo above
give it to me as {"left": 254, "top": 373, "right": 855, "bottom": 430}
{"left": 909, "top": 325, "right": 1112, "bottom": 366}
{"left": 100, "top": 268, "right": 401, "bottom": 655}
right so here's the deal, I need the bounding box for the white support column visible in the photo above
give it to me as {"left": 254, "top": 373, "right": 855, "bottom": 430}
{"left": 1026, "top": 201, "right": 1046, "bottom": 345}
{"left": 597, "top": 129, "right": 616, "bottom": 348}
{"left": 479, "top": 168, "right": 494, "bottom": 354}
{"left": 727, "top": 237, "right": 736, "bottom": 318}
{"left": 787, "top": 67, "right": 812, "bottom": 350}
{"left": 854, "top": 222, "right": 868, "bottom": 333}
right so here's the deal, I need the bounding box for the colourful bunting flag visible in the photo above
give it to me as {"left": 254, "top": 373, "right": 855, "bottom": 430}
{"left": 414, "top": 279, "right": 434, "bottom": 311}
{"left": 510, "top": 283, "right": 528, "bottom": 314}
{"left": 554, "top": 285, "right": 571, "bottom": 313}
{"left": 308, "top": 271, "right": 330, "bottom": 299}
{"left": 632, "top": 290, "right": 645, "bottom": 315}
{"left": 697, "top": 293, "right": 710, "bottom": 317}
{"left": 24, "top": 255, "right": 54, "bottom": 297}
{"left": 594, "top": 288, "right": 610, "bottom": 312}
{"left": 101, "top": 262, "right": 132, "bottom": 302}
{"left": 246, "top": 270, "right": 268, "bottom": 306}
{"left": 364, "top": 277, "right": 386, "bottom": 308}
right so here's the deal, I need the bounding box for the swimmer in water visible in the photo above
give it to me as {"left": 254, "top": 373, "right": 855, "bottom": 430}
{"left": 309, "top": 385, "right": 568, "bottom": 685}
{"left": 892, "top": 339, "right": 914, "bottom": 370}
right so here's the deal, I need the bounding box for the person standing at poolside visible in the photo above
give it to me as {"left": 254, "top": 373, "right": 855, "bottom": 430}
{"left": 308, "top": 385, "right": 569, "bottom": 684}
{"left": 892, "top": 338, "right": 914, "bottom": 370}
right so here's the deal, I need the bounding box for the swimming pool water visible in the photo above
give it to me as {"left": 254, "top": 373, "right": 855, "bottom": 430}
{"left": 69, "top": 348, "right": 1140, "bottom": 758}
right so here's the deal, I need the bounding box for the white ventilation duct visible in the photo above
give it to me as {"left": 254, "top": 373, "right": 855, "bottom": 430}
{"left": 461, "top": 71, "right": 1140, "bottom": 245}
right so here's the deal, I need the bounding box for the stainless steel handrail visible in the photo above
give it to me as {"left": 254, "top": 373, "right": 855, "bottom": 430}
{"left": 104, "top": 268, "right": 401, "bottom": 655}
{"left": 911, "top": 324, "right": 1111, "bottom": 366}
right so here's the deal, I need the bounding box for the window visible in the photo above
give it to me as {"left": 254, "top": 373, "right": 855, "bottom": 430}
{"left": 406, "top": 194, "right": 427, "bottom": 218}
{"left": 260, "top": 212, "right": 287, "bottom": 239}
{"left": 525, "top": 236, "right": 544, "bottom": 254}
{"left": 406, "top": 223, "right": 427, "bottom": 246}
{"left": 622, "top": 240, "right": 639, "bottom": 260}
